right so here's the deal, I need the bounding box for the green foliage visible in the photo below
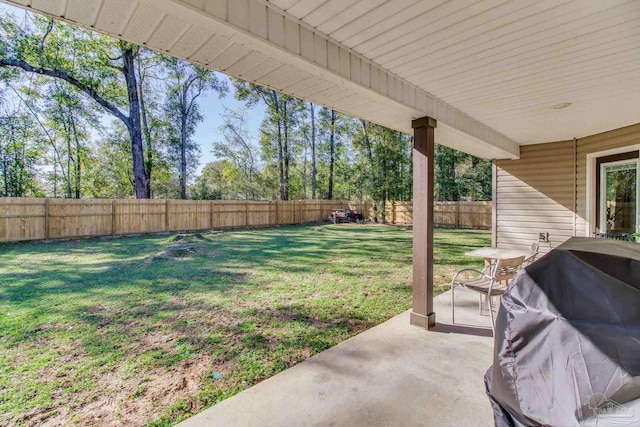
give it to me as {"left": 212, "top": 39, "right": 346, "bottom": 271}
{"left": 435, "top": 145, "right": 492, "bottom": 201}
{"left": 190, "top": 160, "right": 234, "bottom": 200}
{"left": 82, "top": 124, "right": 134, "bottom": 198}
{"left": 350, "top": 121, "right": 412, "bottom": 219}
{"left": 0, "top": 109, "right": 44, "bottom": 196}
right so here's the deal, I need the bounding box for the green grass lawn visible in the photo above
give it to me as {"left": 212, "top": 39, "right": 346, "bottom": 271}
{"left": 0, "top": 224, "right": 490, "bottom": 426}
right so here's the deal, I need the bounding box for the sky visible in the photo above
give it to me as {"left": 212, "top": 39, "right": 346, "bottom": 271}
{"left": 0, "top": 2, "right": 267, "bottom": 174}
{"left": 191, "top": 78, "right": 266, "bottom": 173}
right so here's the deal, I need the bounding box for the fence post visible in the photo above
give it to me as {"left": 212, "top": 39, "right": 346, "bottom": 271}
{"left": 44, "top": 198, "right": 50, "bottom": 240}
{"left": 455, "top": 202, "right": 460, "bottom": 229}
{"left": 165, "top": 199, "right": 170, "bottom": 232}
{"left": 391, "top": 201, "right": 396, "bottom": 224}
{"left": 245, "top": 201, "right": 249, "bottom": 227}
{"left": 111, "top": 200, "right": 116, "bottom": 237}
{"left": 210, "top": 201, "right": 215, "bottom": 230}
{"left": 275, "top": 201, "right": 280, "bottom": 225}
{"left": 299, "top": 201, "right": 303, "bottom": 224}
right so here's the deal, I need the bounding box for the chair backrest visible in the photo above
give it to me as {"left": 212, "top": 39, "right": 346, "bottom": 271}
{"left": 492, "top": 256, "right": 525, "bottom": 282}
{"left": 524, "top": 242, "right": 540, "bottom": 266}
{"left": 531, "top": 241, "right": 539, "bottom": 253}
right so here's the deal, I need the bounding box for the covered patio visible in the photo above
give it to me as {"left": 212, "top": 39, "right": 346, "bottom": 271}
{"left": 4, "top": 0, "right": 640, "bottom": 425}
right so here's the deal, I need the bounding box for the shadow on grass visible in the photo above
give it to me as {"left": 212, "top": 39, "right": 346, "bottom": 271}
{"left": 0, "top": 225, "right": 413, "bottom": 304}
{"left": 0, "top": 224, "right": 490, "bottom": 426}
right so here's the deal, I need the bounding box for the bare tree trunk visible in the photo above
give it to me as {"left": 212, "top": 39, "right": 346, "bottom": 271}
{"left": 179, "top": 115, "right": 188, "bottom": 199}
{"left": 271, "top": 91, "right": 286, "bottom": 201}
{"left": 71, "top": 117, "right": 81, "bottom": 199}
{"left": 328, "top": 110, "right": 336, "bottom": 200}
{"left": 121, "top": 45, "right": 149, "bottom": 199}
{"left": 137, "top": 60, "right": 153, "bottom": 198}
{"left": 310, "top": 102, "right": 317, "bottom": 200}
{"left": 277, "top": 118, "right": 285, "bottom": 201}
{"left": 2, "top": 152, "right": 8, "bottom": 197}
{"left": 52, "top": 157, "right": 57, "bottom": 198}
{"left": 60, "top": 109, "right": 72, "bottom": 198}
{"left": 65, "top": 132, "right": 72, "bottom": 198}
{"left": 283, "top": 99, "right": 290, "bottom": 200}
{"left": 302, "top": 142, "right": 308, "bottom": 199}
{"left": 360, "top": 120, "right": 379, "bottom": 221}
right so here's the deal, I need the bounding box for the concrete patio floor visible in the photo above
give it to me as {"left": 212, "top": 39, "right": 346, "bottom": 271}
{"left": 180, "top": 289, "right": 496, "bottom": 427}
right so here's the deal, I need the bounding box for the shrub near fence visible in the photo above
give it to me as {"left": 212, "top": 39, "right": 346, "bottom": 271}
{"left": 387, "top": 201, "right": 491, "bottom": 229}
{"left": 0, "top": 198, "right": 373, "bottom": 243}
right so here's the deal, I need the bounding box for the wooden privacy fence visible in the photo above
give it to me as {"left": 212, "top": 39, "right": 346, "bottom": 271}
{"left": 387, "top": 201, "right": 492, "bottom": 229}
{"left": 0, "top": 198, "right": 373, "bottom": 243}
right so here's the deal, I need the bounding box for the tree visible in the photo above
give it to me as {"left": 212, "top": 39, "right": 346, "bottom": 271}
{"left": 135, "top": 49, "right": 171, "bottom": 198}
{"left": 0, "top": 7, "right": 493, "bottom": 203}
{"left": 234, "top": 80, "right": 302, "bottom": 200}
{"left": 456, "top": 155, "right": 492, "bottom": 201}
{"left": 191, "top": 160, "right": 237, "bottom": 200}
{"left": 163, "top": 58, "right": 227, "bottom": 199}
{"left": 434, "top": 145, "right": 492, "bottom": 201}
{"left": 84, "top": 124, "right": 135, "bottom": 198}
{"left": 300, "top": 102, "right": 318, "bottom": 199}
{"left": 42, "top": 80, "right": 99, "bottom": 198}
{"left": 350, "top": 121, "right": 412, "bottom": 220}
{"left": 213, "top": 107, "right": 261, "bottom": 199}
{"left": 318, "top": 108, "right": 347, "bottom": 200}
{"left": 0, "top": 109, "right": 43, "bottom": 197}
{"left": 0, "top": 13, "right": 151, "bottom": 197}
{"left": 435, "top": 145, "right": 462, "bottom": 201}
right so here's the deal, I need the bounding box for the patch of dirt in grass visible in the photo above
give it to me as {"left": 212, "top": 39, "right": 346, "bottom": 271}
{"left": 144, "top": 248, "right": 194, "bottom": 264}
{"left": 15, "top": 299, "right": 244, "bottom": 426}
{"left": 140, "top": 331, "right": 176, "bottom": 351}
{"left": 143, "top": 250, "right": 172, "bottom": 264}
{"left": 37, "top": 356, "right": 214, "bottom": 427}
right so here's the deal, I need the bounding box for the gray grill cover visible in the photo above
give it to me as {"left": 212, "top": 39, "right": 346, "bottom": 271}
{"left": 485, "top": 238, "right": 640, "bottom": 427}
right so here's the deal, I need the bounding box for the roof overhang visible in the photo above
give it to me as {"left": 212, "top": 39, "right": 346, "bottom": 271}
{"left": 1, "top": 0, "right": 521, "bottom": 159}
{"left": 5, "top": 1, "right": 640, "bottom": 160}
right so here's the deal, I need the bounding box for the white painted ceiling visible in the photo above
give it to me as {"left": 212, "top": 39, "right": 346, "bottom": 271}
{"left": 3, "top": 0, "right": 640, "bottom": 158}
{"left": 269, "top": 0, "right": 640, "bottom": 145}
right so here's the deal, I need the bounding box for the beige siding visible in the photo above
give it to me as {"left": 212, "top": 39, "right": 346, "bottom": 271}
{"left": 496, "top": 122, "right": 640, "bottom": 252}
{"left": 495, "top": 141, "right": 575, "bottom": 253}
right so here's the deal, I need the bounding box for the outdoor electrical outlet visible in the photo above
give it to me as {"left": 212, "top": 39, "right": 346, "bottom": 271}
{"left": 539, "top": 232, "right": 548, "bottom": 242}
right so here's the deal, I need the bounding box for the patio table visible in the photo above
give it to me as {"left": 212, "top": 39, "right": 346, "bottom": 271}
{"left": 465, "top": 247, "right": 532, "bottom": 266}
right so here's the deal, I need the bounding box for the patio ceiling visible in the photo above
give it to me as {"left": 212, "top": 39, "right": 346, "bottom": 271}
{"left": 3, "top": 0, "right": 640, "bottom": 158}
{"left": 274, "top": 0, "right": 640, "bottom": 146}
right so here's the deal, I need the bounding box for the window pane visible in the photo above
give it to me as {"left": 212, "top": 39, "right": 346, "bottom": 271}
{"left": 604, "top": 162, "right": 637, "bottom": 233}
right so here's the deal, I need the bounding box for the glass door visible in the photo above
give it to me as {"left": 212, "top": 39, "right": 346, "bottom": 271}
{"left": 599, "top": 159, "right": 639, "bottom": 233}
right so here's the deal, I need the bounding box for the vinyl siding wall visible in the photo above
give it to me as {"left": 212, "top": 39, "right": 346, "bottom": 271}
{"left": 495, "top": 122, "right": 640, "bottom": 253}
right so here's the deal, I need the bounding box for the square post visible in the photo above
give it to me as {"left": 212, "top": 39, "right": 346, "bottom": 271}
{"left": 410, "top": 117, "right": 436, "bottom": 329}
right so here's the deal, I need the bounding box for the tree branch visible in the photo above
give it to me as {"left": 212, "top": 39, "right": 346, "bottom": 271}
{"left": 40, "top": 20, "right": 54, "bottom": 53}
{"left": 104, "top": 62, "right": 125, "bottom": 73}
{"left": 0, "top": 58, "right": 130, "bottom": 127}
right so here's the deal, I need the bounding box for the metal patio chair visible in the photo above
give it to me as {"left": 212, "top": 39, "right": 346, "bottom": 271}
{"left": 523, "top": 242, "right": 540, "bottom": 266}
{"left": 451, "top": 255, "right": 525, "bottom": 331}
